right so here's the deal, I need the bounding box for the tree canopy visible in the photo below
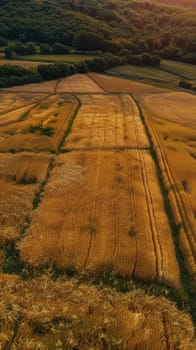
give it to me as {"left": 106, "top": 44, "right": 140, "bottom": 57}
{"left": 0, "top": 0, "right": 195, "bottom": 64}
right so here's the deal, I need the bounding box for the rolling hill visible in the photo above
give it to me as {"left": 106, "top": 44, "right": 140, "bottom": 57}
{"left": 0, "top": 0, "right": 195, "bottom": 62}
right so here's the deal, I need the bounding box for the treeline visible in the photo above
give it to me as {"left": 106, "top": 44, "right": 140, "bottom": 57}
{"left": 0, "top": 65, "right": 41, "bottom": 88}
{"left": 4, "top": 42, "right": 71, "bottom": 59}
{"left": 4, "top": 39, "right": 195, "bottom": 65}
{"left": 0, "top": 52, "right": 161, "bottom": 88}
{"left": 37, "top": 53, "right": 161, "bottom": 79}
{"left": 156, "top": 0, "right": 196, "bottom": 7}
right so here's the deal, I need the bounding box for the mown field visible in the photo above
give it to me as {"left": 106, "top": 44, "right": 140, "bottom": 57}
{"left": 161, "top": 60, "right": 196, "bottom": 80}
{"left": 110, "top": 60, "right": 196, "bottom": 88}
{"left": 0, "top": 73, "right": 195, "bottom": 349}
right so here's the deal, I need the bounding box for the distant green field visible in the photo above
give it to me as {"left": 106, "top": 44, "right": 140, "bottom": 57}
{"left": 160, "top": 60, "right": 196, "bottom": 80}
{"left": 0, "top": 53, "right": 97, "bottom": 68}
{"left": 110, "top": 64, "right": 178, "bottom": 85}
{"left": 110, "top": 60, "right": 196, "bottom": 89}
{"left": 17, "top": 54, "right": 96, "bottom": 63}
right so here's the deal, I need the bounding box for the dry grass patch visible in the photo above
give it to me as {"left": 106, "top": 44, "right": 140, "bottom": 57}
{"left": 57, "top": 74, "right": 104, "bottom": 93}
{"left": 0, "top": 274, "right": 195, "bottom": 349}
{"left": 0, "top": 95, "right": 77, "bottom": 152}
{"left": 19, "top": 151, "right": 180, "bottom": 287}
{"left": 63, "top": 94, "right": 149, "bottom": 150}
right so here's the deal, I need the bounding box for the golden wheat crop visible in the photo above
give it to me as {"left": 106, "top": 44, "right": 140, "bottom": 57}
{"left": 0, "top": 95, "right": 77, "bottom": 152}
{"left": 0, "top": 105, "right": 35, "bottom": 128}
{"left": 139, "top": 92, "right": 196, "bottom": 277}
{"left": 62, "top": 94, "right": 150, "bottom": 150}
{"left": 0, "top": 91, "right": 45, "bottom": 114}
{"left": 0, "top": 180, "right": 38, "bottom": 244}
{"left": 19, "top": 151, "right": 180, "bottom": 287}
{"left": 0, "top": 274, "right": 195, "bottom": 350}
{"left": 57, "top": 74, "right": 104, "bottom": 93}
{"left": 0, "top": 153, "right": 52, "bottom": 245}
{"left": 0, "top": 152, "right": 52, "bottom": 183}
{"left": 4, "top": 79, "right": 59, "bottom": 93}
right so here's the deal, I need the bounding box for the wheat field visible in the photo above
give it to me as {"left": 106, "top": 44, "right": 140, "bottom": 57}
{"left": 19, "top": 151, "right": 180, "bottom": 287}
{"left": 0, "top": 95, "right": 77, "bottom": 152}
{"left": 0, "top": 153, "right": 52, "bottom": 246}
{"left": 62, "top": 94, "right": 149, "bottom": 150}
{"left": 57, "top": 74, "right": 104, "bottom": 93}
{"left": 139, "top": 91, "right": 196, "bottom": 277}
{"left": 0, "top": 73, "right": 195, "bottom": 348}
{"left": 88, "top": 73, "right": 157, "bottom": 93}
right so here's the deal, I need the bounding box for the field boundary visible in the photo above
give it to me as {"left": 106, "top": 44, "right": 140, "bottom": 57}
{"left": 58, "top": 95, "right": 81, "bottom": 152}
{"left": 62, "top": 146, "right": 150, "bottom": 152}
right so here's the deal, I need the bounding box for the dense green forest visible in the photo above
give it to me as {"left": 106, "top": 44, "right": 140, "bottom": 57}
{"left": 0, "top": 0, "right": 196, "bottom": 63}
{"left": 0, "top": 0, "right": 195, "bottom": 87}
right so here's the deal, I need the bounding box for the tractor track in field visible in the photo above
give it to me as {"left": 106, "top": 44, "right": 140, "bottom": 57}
{"left": 62, "top": 146, "right": 150, "bottom": 152}
{"left": 83, "top": 154, "right": 102, "bottom": 269}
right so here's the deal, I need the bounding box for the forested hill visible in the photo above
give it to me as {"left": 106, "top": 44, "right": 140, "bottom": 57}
{"left": 155, "top": 0, "right": 196, "bottom": 8}
{"left": 0, "top": 0, "right": 196, "bottom": 62}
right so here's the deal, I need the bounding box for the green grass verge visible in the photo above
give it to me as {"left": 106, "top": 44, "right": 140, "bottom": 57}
{"left": 0, "top": 53, "right": 97, "bottom": 67}
{"left": 16, "top": 54, "right": 96, "bottom": 63}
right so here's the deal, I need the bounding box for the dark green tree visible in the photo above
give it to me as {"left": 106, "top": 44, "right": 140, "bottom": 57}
{"left": 52, "top": 42, "right": 70, "bottom": 54}
{"left": 40, "top": 43, "right": 53, "bottom": 54}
